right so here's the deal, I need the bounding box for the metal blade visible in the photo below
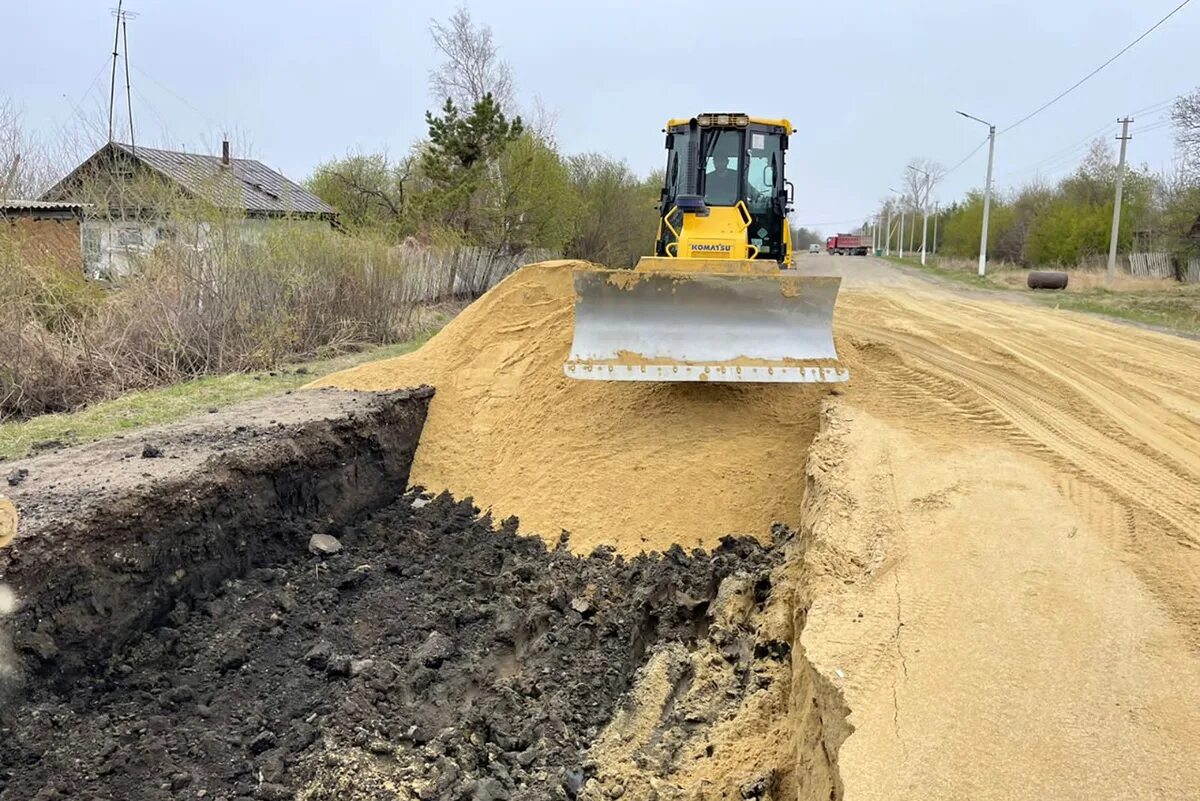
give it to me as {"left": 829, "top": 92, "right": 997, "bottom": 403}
{"left": 564, "top": 269, "right": 848, "bottom": 383}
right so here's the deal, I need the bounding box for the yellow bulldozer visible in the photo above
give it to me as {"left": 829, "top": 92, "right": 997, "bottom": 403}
{"left": 565, "top": 113, "right": 847, "bottom": 383}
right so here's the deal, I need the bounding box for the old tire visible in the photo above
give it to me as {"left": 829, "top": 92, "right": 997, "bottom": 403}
{"left": 1028, "top": 271, "right": 1068, "bottom": 290}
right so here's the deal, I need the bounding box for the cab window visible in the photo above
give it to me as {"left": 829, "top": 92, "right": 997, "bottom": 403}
{"left": 746, "top": 131, "right": 782, "bottom": 212}
{"left": 702, "top": 129, "right": 742, "bottom": 206}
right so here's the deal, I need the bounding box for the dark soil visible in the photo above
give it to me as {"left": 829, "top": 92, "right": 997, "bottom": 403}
{"left": 1, "top": 388, "right": 432, "bottom": 684}
{"left": 0, "top": 491, "right": 782, "bottom": 801}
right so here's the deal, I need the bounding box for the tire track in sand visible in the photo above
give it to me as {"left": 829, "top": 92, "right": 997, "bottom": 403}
{"left": 833, "top": 282, "right": 1200, "bottom": 642}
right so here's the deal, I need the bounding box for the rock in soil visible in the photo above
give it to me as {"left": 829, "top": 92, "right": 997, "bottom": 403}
{"left": 0, "top": 492, "right": 781, "bottom": 801}
{"left": 308, "top": 532, "right": 343, "bottom": 555}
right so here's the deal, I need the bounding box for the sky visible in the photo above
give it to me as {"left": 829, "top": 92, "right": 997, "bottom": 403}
{"left": 4, "top": 0, "right": 1197, "bottom": 234}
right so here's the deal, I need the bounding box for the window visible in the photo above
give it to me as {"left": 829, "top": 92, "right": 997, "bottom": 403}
{"left": 117, "top": 226, "right": 143, "bottom": 247}
{"left": 663, "top": 128, "right": 692, "bottom": 201}
{"left": 746, "top": 131, "right": 782, "bottom": 213}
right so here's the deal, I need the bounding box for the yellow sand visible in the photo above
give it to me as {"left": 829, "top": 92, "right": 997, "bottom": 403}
{"left": 311, "top": 260, "right": 825, "bottom": 554}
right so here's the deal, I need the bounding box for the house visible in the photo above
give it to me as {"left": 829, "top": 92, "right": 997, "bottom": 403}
{"left": 41, "top": 140, "right": 337, "bottom": 277}
{"left": 0, "top": 200, "right": 89, "bottom": 273}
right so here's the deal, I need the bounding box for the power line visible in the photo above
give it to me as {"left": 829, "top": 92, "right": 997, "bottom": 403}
{"left": 1137, "top": 118, "right": 1175, "bottom": 135}
{"left": 999, "top": 103, "right": 1175, "bottom": 181}
{"left": 999, "top": 0, "right": 1193, "bottom": 135}
{"left": 51, "top": 55, "right": 113, "bottom": 145}
{"left": 1000, "top": 119, "right": 1113, "bottom": 178}
{"left": 942, "top": 135, "right": 991, "bottom": 177}
{"left": 129, "top": 80, "right": 177, "bottom": 146}
{"left": 131, "top": 64, "right": 222, "bottom": 129}
{"left": 1130, "top": 96, "right": 1177, "bottom": 117}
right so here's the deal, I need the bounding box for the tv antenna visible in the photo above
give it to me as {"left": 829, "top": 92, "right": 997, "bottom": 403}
{"left": 107, "top": 3, "right": 140, "bottom": 149}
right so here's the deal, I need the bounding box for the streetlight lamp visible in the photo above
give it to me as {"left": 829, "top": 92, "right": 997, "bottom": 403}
{"left": 957, "top": 110, "right": 996, "bottom": 277}
{"left": 888, "top": 187, "right": 904, "bottom": 258}
{"left": 908, "top": 163, "right": 932, "bottom": 266}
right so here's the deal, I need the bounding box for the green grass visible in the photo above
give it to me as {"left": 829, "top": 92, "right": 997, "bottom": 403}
{"left": 0, "top": 330, "right": 440, "bottom": 462}
{"left": 1044, "top": 288, "right": 1200, "bottom": 334}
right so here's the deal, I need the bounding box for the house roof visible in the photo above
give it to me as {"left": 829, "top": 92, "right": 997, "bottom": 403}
{"left": 44, "top": 142, "right": 336, "bottom": 218}
{"left": 1, "top": 199, "right": 89, "bottom": 212}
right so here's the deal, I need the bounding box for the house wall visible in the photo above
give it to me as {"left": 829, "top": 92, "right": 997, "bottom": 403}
{"left": 82, "top": 216, "right": 333, "bottom": 279}
{"left": 3, "top": 216, "right": 84, "bottom": 273}
{"left": 82, "top": 219, "right": 163, "bottom": 278}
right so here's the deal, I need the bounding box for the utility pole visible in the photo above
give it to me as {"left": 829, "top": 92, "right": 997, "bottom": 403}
{"left": 1107, "top": 117, "right": 1133, "bottom": 283}
{"left": 899, "top": 206, "right": 905, "bottom": 258}
{"left": 979, "top": 126, "right": 996, "bottom": 276}
{"left": 958, "top": 110, "right": 996, "bottom": 276}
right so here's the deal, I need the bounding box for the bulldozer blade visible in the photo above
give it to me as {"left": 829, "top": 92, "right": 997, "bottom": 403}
{"left": 564, "top": 270, "right": 848, "bottom": 383}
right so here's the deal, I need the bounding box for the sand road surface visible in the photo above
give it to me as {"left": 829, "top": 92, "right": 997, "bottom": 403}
{"left": 797, "top": 254, "right": 1200, "bottom": 800}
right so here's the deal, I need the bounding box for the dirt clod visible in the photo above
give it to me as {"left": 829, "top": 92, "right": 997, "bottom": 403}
{"left": 0, "top": 491, "right": 782, "bottom": 800}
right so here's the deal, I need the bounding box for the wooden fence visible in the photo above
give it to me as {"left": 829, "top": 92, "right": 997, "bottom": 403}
{"left": 1127, "top": 252, "right": 1175, "bottom": 279}
{"left": 1121, "top": 252, "right": 1200, "bottom": 283}
{"left": 392, "top": 245, "right": 556, "bottom": 303}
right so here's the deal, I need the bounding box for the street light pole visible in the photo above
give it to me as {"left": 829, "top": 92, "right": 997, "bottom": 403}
{"left": 957, "top": 110, "right": 996, "bottom": 277}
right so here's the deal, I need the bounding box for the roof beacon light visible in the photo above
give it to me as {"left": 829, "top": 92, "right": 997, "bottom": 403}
{"left": 696, "top": 113, "right": 750, "bottom": 128}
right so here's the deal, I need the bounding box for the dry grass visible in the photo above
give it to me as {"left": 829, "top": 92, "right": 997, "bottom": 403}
{"left": 889, "top": 255, "right": 1200, "bottom": 334}
{"left": 0, "top": 331, "right": 447, "bottom": 461}
{"left": 0, "top": 218, "right": 524, "bottom": 420}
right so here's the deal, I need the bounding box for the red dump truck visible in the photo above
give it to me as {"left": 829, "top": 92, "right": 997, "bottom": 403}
{"left": 825, "top": 233, "right": 871, "bottom": 256}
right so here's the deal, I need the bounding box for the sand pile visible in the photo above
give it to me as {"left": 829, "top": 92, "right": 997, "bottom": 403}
{"left": 312, "top": 260, "right": 826, "bottom": 553}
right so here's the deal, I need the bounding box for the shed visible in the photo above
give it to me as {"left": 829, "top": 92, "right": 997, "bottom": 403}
{"left": 1, "top": 200, "right": 89, "bottom": 272}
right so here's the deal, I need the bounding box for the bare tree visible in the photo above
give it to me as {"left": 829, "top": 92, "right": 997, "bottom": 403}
{"left": 901, "top": 159, "right": 945, "bottom": 258}
{"left": 1171, "top": 88, "right": 1200, "bottom": 173}
{"left": 902, "top": 157, "right": 946, "bottom": 212}
{"left": 428, "top": 7, "right": 515, "bottom": 110}
{"left": 525, "top": 95, "right": 559, "bottom": 146}
{"left": 1, "top": 96, "right": 57, "bottom": 199}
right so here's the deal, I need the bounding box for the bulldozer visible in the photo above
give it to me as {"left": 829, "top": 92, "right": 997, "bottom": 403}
{"left": 565, "top": 113, "right": 848, "bottom": 383}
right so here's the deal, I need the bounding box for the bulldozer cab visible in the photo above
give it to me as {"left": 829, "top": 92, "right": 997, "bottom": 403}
{"left": 656, "top": 114, "right": 793, "bottom": 264}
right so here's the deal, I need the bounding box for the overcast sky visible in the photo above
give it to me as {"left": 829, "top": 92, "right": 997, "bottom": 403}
{"left": 5, "top": 0, "right": 1197, "bottom": 233}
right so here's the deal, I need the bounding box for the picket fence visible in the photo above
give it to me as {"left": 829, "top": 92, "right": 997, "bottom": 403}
{"left": 1127, "top": 252, "right": 1174, "bottom": 279}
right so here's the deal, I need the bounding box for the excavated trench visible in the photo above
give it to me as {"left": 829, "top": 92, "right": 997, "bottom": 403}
{"left": 0, "top": 387, "right": 848, "bottom": 801}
